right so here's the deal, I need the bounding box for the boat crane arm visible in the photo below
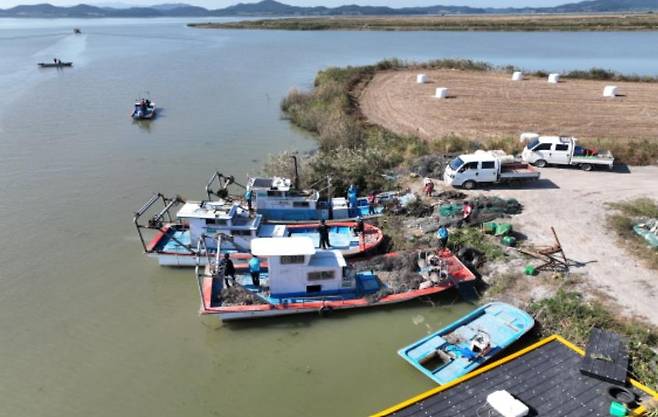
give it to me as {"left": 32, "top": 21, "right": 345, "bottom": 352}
{"left": 133, "top": 193, "right": 185, "bottom": 252}
{"left": 206, "top": 171, "right": 246, "bottom": 201}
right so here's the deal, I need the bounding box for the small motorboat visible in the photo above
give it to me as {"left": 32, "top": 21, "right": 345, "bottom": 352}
{"left": 398, "top": 302, "right": 534, "bottom": 384}
{"left": 131, "top": 99, "right": 156, "bottom": 120}
{"left": 196, "top": 239, "right": 477, "bottom": 321}
{"left": 38, "top": 61, "right": 73, "bottom": 68}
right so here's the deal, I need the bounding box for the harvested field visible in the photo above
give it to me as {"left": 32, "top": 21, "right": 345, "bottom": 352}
{"left": 359, "top": 69, "right": 658, "bottom": 142}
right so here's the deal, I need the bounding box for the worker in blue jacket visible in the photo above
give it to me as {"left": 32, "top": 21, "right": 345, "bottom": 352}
{"left": 437, "top": 225, "right": 449, "bottom": 249}
{"left": 249, "top": 254, "right": 261, "bottom": 287}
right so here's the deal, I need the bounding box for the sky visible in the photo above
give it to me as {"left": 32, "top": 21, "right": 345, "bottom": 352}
{"left": 0, "top": 0, "right": 571, "bottom": 9}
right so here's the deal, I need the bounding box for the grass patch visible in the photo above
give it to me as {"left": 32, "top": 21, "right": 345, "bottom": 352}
{"left": 608, "top": 198, "right": 658, "bottom": 270}
{"left": 448, "top": 227, "right": 505, "bottom": 262}
{"left": 528, "top": 289, "right": 658, "bottom": 389}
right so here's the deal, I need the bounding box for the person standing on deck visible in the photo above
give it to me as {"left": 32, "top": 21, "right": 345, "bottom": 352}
{"left": 318, "top": 219, "right": 331, "bottom": 249}
{"left": 367, "top": 192, "right": 376, "bottom": 216}
{"left": 249, "top": 254, "right": 261, "bottom": 287}
{"left": 219, "top": 253, "right": 235, "bottom": 287}
{"left": 244, "top": 189, "right": 253, "bottom": 212}
{"left": 437, "top": 225, "right": 449, "bottom": 249}
{"left": 347, "top": 184, "right": 358, "bottom": 209}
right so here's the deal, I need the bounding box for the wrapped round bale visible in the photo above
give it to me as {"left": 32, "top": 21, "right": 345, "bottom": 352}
{"left": 512, "top": 71, "right": 523, "bottom": 81}
{"left": 603, "top": 85, "right": 618, "bottom": 97}
{"left": 434, "top": 87, "right": 448, "bottom": 99}
{"left": 548, "top": 73, "right": 560, "bottom": 84}
{"left": 416, "top": 73, "right": 428, "bottom": 84}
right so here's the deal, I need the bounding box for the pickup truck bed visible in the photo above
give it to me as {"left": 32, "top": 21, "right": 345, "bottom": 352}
{"left": 500, "top": 163, "right": 541, "bottom": 180}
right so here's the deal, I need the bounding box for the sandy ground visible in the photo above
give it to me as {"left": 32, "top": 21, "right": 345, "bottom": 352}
{"left": 360, "top": 69, "right": 658, "bottom": 141}
{"left": 426, "top": 166, "right": 658, "bottom": 325}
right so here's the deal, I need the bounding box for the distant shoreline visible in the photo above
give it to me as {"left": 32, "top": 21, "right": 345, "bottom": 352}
{"left": 189, "top": 13, "right": 658, "bottom": 31}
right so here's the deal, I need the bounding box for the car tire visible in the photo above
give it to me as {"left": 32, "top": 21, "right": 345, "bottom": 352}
{"left": 580, "top": 163, "right": 593, "bottom": 171}
{"left": 534, "top": 159, "right": 547, "bottom": 168}
{"left": 463, "top": 180, "right": 476, "bottom": 190}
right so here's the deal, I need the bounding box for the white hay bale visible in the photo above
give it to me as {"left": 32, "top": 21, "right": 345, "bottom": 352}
{"left": 603, "top": 85, "right": 618, "bottom": 97}
{"left": 512, "top": 71, "right": 523, "bottom": 81}
{"left": 416, "top": 73, "right": 428, "bottom": 84}
{"left": 520, "top": 132, "right": 540, "bottom": 143}
{"left": 548, "top": 73, "right": 560, "bottom": 84}
{"left": 434, "top": 87, "right": 448, "bottom": 99}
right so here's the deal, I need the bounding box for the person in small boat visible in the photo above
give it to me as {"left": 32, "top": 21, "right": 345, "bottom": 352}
{"left": 318, "top": 219, "right": 331, "bottom": 249}
{"left": 437, "top": 225, "right": 449, "bottom": 248}
{"left": 249, "top": 254, "right": 261, "bottom": 287}
{"left": 354, "top": 217, "right": 365, "bottom": 237}
{"left": 367, "top": 192, "right": 376, "bottom": 215}
{"left": 219, "top": 253, "right": 236, "bottom": 287}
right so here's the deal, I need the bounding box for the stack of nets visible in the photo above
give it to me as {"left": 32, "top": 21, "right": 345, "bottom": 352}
{"left": 438, "top": 196, "right": 523, "bottom": 226}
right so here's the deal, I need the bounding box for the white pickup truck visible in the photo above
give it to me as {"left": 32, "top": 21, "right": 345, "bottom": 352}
{"left": 443, "top": 150, "right": 540, "bottom": 189}
{"left": 521, "top": 135, "right": 614, "bottom": 171}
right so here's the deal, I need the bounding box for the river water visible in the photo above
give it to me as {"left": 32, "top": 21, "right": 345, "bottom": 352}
{"left": 1, "top": 18, "right": 658, "bottom": 416}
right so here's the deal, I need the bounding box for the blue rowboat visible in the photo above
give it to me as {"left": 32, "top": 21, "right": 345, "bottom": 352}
{"left": 398, "top": 302, "right": 534, "bottom": 384}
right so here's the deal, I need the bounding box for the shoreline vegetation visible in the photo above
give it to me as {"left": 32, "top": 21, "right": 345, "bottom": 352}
{"left": 265, "top": 57, "right": 658, "bottom": 389}
{"left": 189, "top": 13, "right": 658, "bottom": 31}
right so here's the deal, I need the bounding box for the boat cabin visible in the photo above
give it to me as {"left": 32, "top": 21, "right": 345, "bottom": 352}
{"left": 247, "top": 176, "right": 328, "bottom": 221}
{"left": 251, "top": 237, "right": 357, "bottom": 298}
{"left": 176, "top": 200, "right": 269, "bottom": 251}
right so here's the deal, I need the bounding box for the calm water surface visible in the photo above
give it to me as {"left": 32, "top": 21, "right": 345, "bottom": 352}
{"left": 1, "top": 18, "right": 658, "bottom": 416}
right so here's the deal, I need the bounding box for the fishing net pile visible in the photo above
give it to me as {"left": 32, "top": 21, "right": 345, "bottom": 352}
{"left": 438, "top": 196, "right": 523, "bottom": 226}
{"left": 409, "top": 154, "right": 457, "bottom": 178}
{"left": 359, "top": 252, "right": 425, "bottom": 297}
{"left": 219, "top": 285, "right": 268, "bottom": 307}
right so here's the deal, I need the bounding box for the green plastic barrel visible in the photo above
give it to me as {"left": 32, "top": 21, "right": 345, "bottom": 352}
{"left": 609, "top": 401, "right": 628, "bottom": 417}
{"left": 501, "top": 235, "right": 517, "bottom": 247}
{"left": 482, "top": 222, "right": 497, "bottom": 234}
{"left": 495, "top": 223, "right": 513, "bottom": 236}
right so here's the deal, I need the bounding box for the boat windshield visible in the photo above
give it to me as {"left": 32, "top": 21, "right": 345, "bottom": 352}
{"left": 448, "top": 157, "right": 464, "bottom": 171}
{"left": 526, "top": 137, "right": 540, "bottom": 150}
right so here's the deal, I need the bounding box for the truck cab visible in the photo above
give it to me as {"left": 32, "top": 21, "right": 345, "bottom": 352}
{"left": 444, "top": 153, "right": 498, "bottom": 188}
{"left": 522, "top": 136, "right": 573, "bottom": 167}
{"left": 444, "top": 150, "right": 540, "bottom": 189}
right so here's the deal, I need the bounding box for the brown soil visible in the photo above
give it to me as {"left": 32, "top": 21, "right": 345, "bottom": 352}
{"left": 359, "top": 69, "right": 658, "bottom": 141}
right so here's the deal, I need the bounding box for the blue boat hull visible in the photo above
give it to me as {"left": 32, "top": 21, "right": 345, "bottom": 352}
{"left": 398, "top": 302, "right": 534, "bottom": 384}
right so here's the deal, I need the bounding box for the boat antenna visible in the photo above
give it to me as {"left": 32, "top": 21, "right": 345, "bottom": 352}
{"left": 291, "top": 155, "right": 300, "bottom": 190}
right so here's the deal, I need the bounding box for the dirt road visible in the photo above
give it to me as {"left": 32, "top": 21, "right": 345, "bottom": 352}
{"left": 432, "top": 166, "right": 658, "bottom": 324}
{"left": 360, "top": 69, "right": 658, "bottom": 141}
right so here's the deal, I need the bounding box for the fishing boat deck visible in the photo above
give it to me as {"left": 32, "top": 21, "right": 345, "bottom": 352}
{"left": 374, "top": 335, "right": 658, "bottom": 417}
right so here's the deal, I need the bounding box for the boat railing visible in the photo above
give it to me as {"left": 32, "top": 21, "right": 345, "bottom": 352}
{"left": 133, "top": 193, "right": 186, "bottom": 253}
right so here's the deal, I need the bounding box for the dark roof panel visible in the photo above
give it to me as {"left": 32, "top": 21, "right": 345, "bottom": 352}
{"left": 385, "top": 339, "right": 651, "bottom": 417}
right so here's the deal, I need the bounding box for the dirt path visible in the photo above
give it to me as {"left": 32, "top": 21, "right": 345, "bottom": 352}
{"left": 429, "top": 166, "right": 658, "bottom": 324}
{"left": 360, "top": 69, "right": 658, "bottom": 141}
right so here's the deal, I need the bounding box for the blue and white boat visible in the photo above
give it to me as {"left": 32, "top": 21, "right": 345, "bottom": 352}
{"left": 245, "top": 176, "right": 384, "bottom": 222}
{"left": 131, "top": 99, "right": 156, "bottom": 120}
{"left": 398, "top": 302, "right": 534, "bottom": 384}
{"left": 133, "top": 194, "right": 383, "bottom": 266}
